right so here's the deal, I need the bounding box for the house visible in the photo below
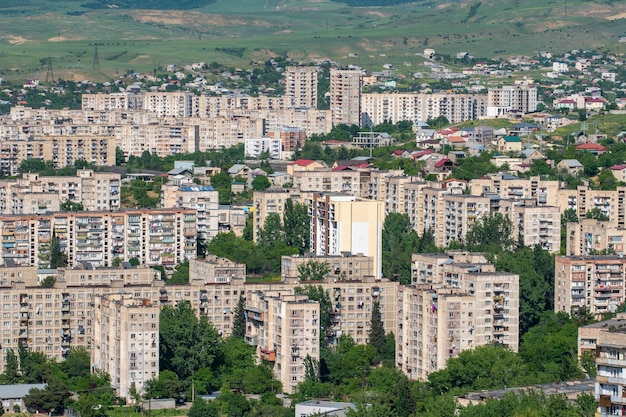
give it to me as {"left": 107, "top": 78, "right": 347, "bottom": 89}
{"left": 227, "top": 164, "right": 252, "bottom": 178}
{"left": 468, "top": 143, "right": 488, "bottom": 156}
{"left": 557, "top": 159, "right": 584, "bottom": 175}
{"left": 0, "top": 383, "right": 46, "bottom": 414}
{"left": 268, "top": 172, "right": 293, "bottom": 187}
{"left": 415, "top": 128, "right": 436, "bottom": 143}
{"left": 497, "top": 136, "right": 523, "bottom": 153}
{"left": 286, "top": 159, "right": 326, "bottom": 176}
{"left": 609, "top": 164, "right": 626, "bottom": 182}
{"left": 418, "top": 139, "right": 442, "bottom": 151}
{"left": 575, "top": 142, "right": 607, "bottom": 156}
{"left": 295, "top": 400, "right": 356, "bottom": 417}
{"left": 391, "top": 149, "right": 412, "bottom": 159}
{"left": 521, "top": 148, "right": 544, "bottom": 162}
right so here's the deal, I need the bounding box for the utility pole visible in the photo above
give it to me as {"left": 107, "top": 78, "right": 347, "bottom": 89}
{"left": 46, "top": 56, "right": 54, "bottom": 83}
{"left": 93, "top": 45, "right": 100, "bottom": 69}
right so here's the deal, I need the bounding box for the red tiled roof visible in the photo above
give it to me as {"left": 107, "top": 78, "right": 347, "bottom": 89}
{"left": 576, "top": 143, "right": 607, "bottom": 151}
{"left": 435, "top": 158, "right": 452, "bottom": 168}
{"left": 289, "top": 159, "right": 316, "bottom": 166}
{"left": 610, "top": 164, "right": 626, "bottom": 171}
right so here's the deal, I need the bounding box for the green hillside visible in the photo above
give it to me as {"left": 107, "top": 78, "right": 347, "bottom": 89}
{"left": 0, "top": 0, "right": 624, "bottom": 81}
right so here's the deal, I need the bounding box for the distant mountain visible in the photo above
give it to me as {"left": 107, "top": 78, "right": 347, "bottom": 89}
{"left": 330, "top": 0, "right": 418, "bottom": 5}
{"left": 81, "top": 0, "right": 217, "bottom": 10}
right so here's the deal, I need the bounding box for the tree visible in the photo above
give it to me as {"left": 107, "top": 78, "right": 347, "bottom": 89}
{"left": 144, "top": 370, "right": 182, "bottom": 400}
{"left": 129, "top": 257, "right": 140, "bottom": 266}
{"left": 0, "top": 349, "right": 20, "bottom": 384}
{"left": 382, "top": 213, "right": 420, "bottom": 284}
{"left": 19, "top": 344, "right": 48, "bottom": 383}
{"left": 369, "top": 302, "right": 386, "bottom": 355}
{"left": 585, "top": 207, "right": 610, "bottom": 221}
{"left": 23, "top": 376, "right": 71, "bottom": 415}
{"left": 188, "top": 398, "right": 218, "bottom": 417}
{"left": 283, "top": 199, "right": 310, "bottom": 253}
{"left": 49, "top": 232, "right": 68, "bottom": 269}
{"left": 60, "top": 200, "right": 84, "bottom": 211}
{"left": 231, "top": 295, "right": 246, "bottom": 340}
{"left": 115, "top": 147, "right": 125, "bottom": 166}
{"left": 465, "top": 212, "right": 514, "bottom": 252}
{"left": 251, "top": 175, "right": 271, "bottom": 191}
{"left": 392, "top": 376, "right": 415, "bottom": 417}
{"left": 295, "top": 285, "right": 331, "bottom": 341}
{"left": 597, "top": 169, "right": 618, "bottom": 190}
{"left": 168, "top": 259, "right": 189, "bottom": 284}
{"left": 257, "top": 213, "right": 284, "bottom": 249}
{"left": 297, "top": 260, "right": 331, "bottom": 281}
{"left": 160, "top": 301, "right": 222, "bottom": 381}
{"left": 40, "top": 276, "right": 56, "bottom": 287}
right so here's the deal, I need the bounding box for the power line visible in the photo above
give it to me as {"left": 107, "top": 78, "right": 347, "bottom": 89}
{"left": 93, "top": 45, "right": 100, "bottom": 69}
{"left": 46, "top": 56, "right": 54, "bottom": 83}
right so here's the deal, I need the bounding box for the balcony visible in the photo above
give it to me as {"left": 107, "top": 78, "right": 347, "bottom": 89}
{"left": 260, "top": 348, "right": 276, "bottom": 362}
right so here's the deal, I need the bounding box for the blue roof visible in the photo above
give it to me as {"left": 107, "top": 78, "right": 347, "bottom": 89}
{"left": 503, "top": 135, "right": 522, "bottom": 143}
{"left": 179, "top": 186, "right": 215, "bottom": 192}
{"left": 0, "top": 383, "right": 46, "bottom": 399}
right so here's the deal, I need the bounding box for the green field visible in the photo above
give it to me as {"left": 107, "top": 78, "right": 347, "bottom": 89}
{"left": 0, "top": 0, "right": 625, "bottom": 81}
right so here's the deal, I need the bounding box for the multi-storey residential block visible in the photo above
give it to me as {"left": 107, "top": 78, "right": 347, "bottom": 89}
{"left": 398, "top": 252, "right": 519, "bottom": 380}
{"left": 285, "top": 66, "right": 318, "bottom": 109}
{"left": 556, "top": 186, "right": 626, "bottom": 228}
{"left": 487, "top": 84, "right": 538, "bottom": 116}
{"left": 555, "top": 256, "right": 626, "bottom": 318}
{"left": 441, "top": 193, "right": 492, "bottom": 247}
{"left": 500, "top": 199, "right": 561, "bottom": 253}
{"left": 567, "top": 219, "right": 626, "bottom": 256}
{"left": 281, "top": 253, "right": 375, "bottom": 281}
{"left": 330, "top": 69, "right": 362, "bottom": 126}
{"left": 361, "top": 92, "right": 488, "bottom": 125}
{"left": 91, "top": 294, "right": 160, "bottom": 400}
{"left": 245, "top": 291, "right": 320, "bottom": 393}
{"left": 189, "top": 256, "right": 246, "bottom": 284}
{"left": 592, "top": 325, "right": 626, "bottom": 416}
{"left": 81, "top": 93, "right": 143, "bottom": 111}
{"left": 142, "top": 92, "right": 195, "bottom": 117}
{"left": 244, "top": 137, "right": 282, "bottom": 159}
{"left": 292, "top": 169, "right": 366, "bottom": 197}
{"left": 309, "top": 193, "right": 385, "bottom": 279}
{"left": 115, "top": 122, "right": 199, "bottom": 157}
{"left": 252, "top": 189, "right": 305, "bottom": 243}
{"left": 267, "top": 127, "right": 307, "bottom": 152}
{"left": 161, "top": 184, "right": 219, "bottom": 247}
{"left": 469, "top": 174, "right": 561, "bottom": 207}
{"left": 0, "top": 209, "right": 196, "bottom": 270}
{"left": 0, "top": 136, "right": 116, "bottom": 176}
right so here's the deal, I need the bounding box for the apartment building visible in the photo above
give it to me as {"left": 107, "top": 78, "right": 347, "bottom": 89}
{"left": 593, "top": 326, "right": 626, "bottom": 416}
{"left": 142, "top": 92, "right": 195, "bottom": 117}
{"left": 361, "top": 92, "right": 488, "bottom": 125}
{"left": 81, "top": 93, "right": 143, "bottom": 111}
{"left": 281, "top": 253, "right": 375, "bottom": 281}
{"left": 487, "top": 85, "right": 538, "bottom": 116}
{"left": 267, "top": 127, "right": 307, "bottom": 152}
{"left": 309, "top": 193, "right": 385, "bottom": 279}
{"left": 91, "top": 294, "right": 160, "bottom": 400}
{"left": 556, "top": 186, "right": 626, "bottom": 228}
{"left": 398, "top": 252, "right": 519, "bottom": 380}
{"left": 245, "top": 291, "right": 320, "bottom": 394}
{"left": 0, "top": 136, "right": 116, "bottom": 176}
{"left": 188, "top": 256, "right": 246, "bottom": 285}
{"left": 500, "top": 199, "right": 561, "bottom": 253}
{"left": 469, "top": 174, "right": 562, "bottom": 208}
{"left": 285, "top": 66, "right": 318, "bottom": 109}
{"left": 0, "top": 209, "right": 197, "bottom": 270}
{"left": 554, "top": 256, "right": 626, "bottom": 318}
{"left": 293, "top": 168, "right": 367, "bottom": 197}
{"left": 244, "top": 137, "right": 282, "bottom": 159}
{"left": 252, "top": 189, "right": 305, "bottom": 243}
{"left": 330, "top": 69, "right": 362, "bottom": 126}
{"left": 441, "top": 193, "right": 492, "bottom": 247}
{"left": 566, "top": 219, "right": 626, "bottom": 256}
{"left": 115, "top": 122, "right": 199, "bottom": 157}
{"left": 197, "top": 116, "right": 265, "bottom": 151}
{"left": 161, "top": 184, "right": 219, "bottom": 246}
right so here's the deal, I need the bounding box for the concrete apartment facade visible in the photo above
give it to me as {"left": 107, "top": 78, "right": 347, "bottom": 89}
{"left": 0, "top": 209, "right": 197, "bottom": 270}
{"left": 308, "top": 193, "right": 385, "bottom": 279}
{"left": 330, "top": 68, "right": 362, "bottom": 126}
{"left": 246, "top": 291, "right": 320, "bottom": 394}
{"left": 566, "top": 219, "right": 626, "bottom": 256}
{"left": 0, "top": 170, "right": 120, "bottom": 214}
{"left": 398, "top": 252, "right": 519, "bottom": 381}
{"left": 91, "top": 294, "right": 160, "bottom": 400}
{"left": 486, "top": 84, "right": 538, "bottom": 116}
{"left": 285, "top": 66, "right": 318, "bottom": 109}
{"left": 555, "top": 256, "right": 626, "bottom": 318}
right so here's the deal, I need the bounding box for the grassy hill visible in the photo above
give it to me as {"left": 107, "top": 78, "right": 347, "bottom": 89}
{"left": 0, "top": 0, "right": 624, "bottom": 81}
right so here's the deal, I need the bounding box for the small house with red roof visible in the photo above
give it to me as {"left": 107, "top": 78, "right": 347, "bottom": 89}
{"left": 391, "top": 149, "right": 412, "bottom": 159}
{"left": 575, "top": 142, "right": 607, "bottom": 156}
{"left": 286, "top": 159, "right": 326, "bottom": 176}
{"left": 609, "top": 164, "right": 626, "bottom": 182}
